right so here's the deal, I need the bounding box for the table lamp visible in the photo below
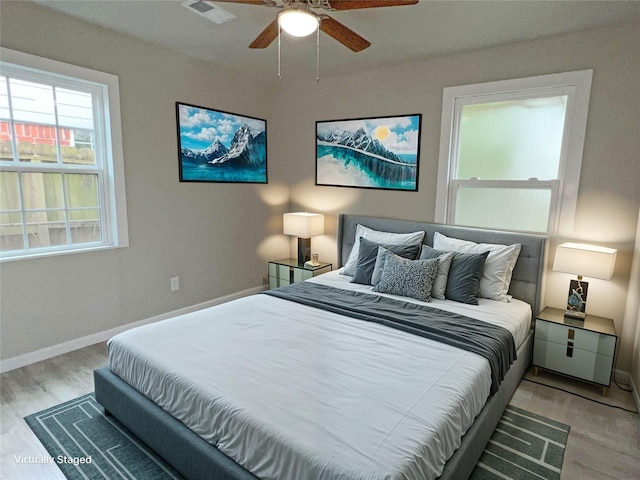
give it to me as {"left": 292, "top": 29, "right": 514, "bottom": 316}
{"left": 283, "top": 212, "right": 324, "bottom": 265}
{"left": 552, "top": 242, "right": 617, "bottom": 319}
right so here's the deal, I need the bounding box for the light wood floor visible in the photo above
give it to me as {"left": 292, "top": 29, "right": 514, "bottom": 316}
{"left": 1, "top": 343, "right": 638, "bottom": 480}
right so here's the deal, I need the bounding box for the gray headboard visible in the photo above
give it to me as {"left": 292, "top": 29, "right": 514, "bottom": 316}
{"left": 337, "top": 214, "right": 548, "bottom": 317}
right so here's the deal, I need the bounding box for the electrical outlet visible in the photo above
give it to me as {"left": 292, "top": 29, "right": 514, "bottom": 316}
{"left": 170, "top": 276, "right": 180, "bottom": 291}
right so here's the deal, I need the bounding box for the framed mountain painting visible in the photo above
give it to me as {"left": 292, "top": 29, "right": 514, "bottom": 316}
{"left": 316, "top": 114, "right": 422, "bottom": 191}
{"left": 176, "top": 102, "right": 267, "bottom": 183}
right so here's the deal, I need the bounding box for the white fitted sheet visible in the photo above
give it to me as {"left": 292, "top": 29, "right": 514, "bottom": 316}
{"left": 108, "top": 272, "right": 531, "bottom": 480}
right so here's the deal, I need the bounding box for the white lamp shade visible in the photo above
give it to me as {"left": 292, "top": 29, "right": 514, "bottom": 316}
{"left": 278, "top": 9, "right": 319, "bottom": 37}
{"left": 283, "top": 212, "right": 324, "bottom": 238}
{"left": 553, "top": 242, "right": 617, "bottom": 280}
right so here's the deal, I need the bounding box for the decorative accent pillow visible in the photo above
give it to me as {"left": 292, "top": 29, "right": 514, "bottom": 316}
{"left": 433, "top": 232, "right": 521, "bottom": 302}
{"left": 371, "top": 247, "right": 392, "bottom": 286}
{"left": 419, "top": 245, "right": 454, "bottom": 300}
{"left": 371, "top": 246, "right": 421, "bottom": 286}
{"left": 351, "top": 238, "right": 420, "bottom": 285}
{"left": 445, "top": 251, "right": 489, "bottom": 305}
{"left": 341, "top": 225, "right": 425, "bottom": 277}
{"left": 373, "top": 254, "right": 439, "bottom": 303}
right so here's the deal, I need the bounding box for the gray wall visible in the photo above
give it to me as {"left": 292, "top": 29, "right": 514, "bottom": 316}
{"left": 0, "top": 1, "right": 289, "bottom": 361}
{"left": 275, "top": 21, "right": 640, "bottom": 371}
{"left": 1, "top": 1, "right": 638, "bottom": 374}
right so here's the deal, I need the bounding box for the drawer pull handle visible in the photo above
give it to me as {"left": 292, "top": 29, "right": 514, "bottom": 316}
{"left": 566, "top": 345, "right": 573, "bottom": 357}
{"left": 568, "top": 329, "right": 575, "bottom": 340}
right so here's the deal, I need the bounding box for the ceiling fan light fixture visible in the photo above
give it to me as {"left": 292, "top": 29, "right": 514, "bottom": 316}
{"left": 278, "top": 9, "right": 319, "bottom": 37}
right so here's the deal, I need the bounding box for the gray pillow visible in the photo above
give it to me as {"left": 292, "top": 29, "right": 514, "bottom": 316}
{"left": 342, "top": 226, "right": 425, "bottom": 277}
{"left": 445, "top": 251, "right": 489, "bottom": 305}
{"left": 373, "top": 254, "right": 439, "bottom": 303}
{"left": 371, "top": 247, "right": 391, "bottom": 286}
{"left": 419, "top": 245, "right": 454, "bottom": 300}
{"left": 351, "top": 237, "right": 420, "bottom": 285}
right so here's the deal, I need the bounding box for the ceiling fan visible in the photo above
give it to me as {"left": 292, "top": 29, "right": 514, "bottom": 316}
{"left": 213, "top": 0, "right": 419, "bottom": 52}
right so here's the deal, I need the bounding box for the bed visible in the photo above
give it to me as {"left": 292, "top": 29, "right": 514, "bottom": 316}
{"left": 94, "top": 214, "right": 548, "bottom": 480}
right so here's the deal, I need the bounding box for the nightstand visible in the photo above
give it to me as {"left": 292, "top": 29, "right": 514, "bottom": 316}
{"left": 268, "top": 258, "right": 332, "bottom": 289}
{"left": 533, "top": 306, "right": 618, "bottom": 396}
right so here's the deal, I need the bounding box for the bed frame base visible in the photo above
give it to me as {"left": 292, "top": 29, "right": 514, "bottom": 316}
{"left": 94, "top": 333, "right": 532, "bottom": 480}
{"left": 94, "top": 367, "right": 259, "bottom": 480}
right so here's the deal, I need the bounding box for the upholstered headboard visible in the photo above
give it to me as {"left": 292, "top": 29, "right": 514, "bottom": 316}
{"left": 337, "top": 214, "right": 548, "bottom": 317}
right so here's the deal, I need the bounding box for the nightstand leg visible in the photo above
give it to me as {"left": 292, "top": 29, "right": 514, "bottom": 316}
{"left": 534, "top": 366, "right": 539, "bottom": 376}
{"left": 602, "top": 386, "right": 608, "bottom": 397}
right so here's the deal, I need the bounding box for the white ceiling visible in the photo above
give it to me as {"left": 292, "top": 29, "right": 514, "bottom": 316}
{"left": 35, "top": 0, "right": 640, "bottom": 82}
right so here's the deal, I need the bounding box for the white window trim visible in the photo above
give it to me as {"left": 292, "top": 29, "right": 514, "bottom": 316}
{"left": 435, "top": 70, "right": 592, "bottom": 235}
{"left": 0, "top": 48, "right": 128, "bottom": 261}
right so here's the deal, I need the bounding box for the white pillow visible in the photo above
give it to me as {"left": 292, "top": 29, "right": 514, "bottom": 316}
{"left": 342, "top": 225, "right": 425, "bottom": 276}
{"left": 433, "top": 232, "right": 521, "bottom": 302}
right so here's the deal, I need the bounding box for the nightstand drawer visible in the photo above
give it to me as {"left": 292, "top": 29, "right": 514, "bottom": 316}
{"left": 268, "top": 263, "right": 291, "bottom": 288}
{"left": 277, "top": 264, "right": 291, "bottom": 281}
{"left": 535, "top": 320, "right": 616, "bottom": 355}
{"left": 533, "top": 339, "right": 614, "bottom": 385}
{"left": 293, "top": 268, "right": 313, "bottom": 282}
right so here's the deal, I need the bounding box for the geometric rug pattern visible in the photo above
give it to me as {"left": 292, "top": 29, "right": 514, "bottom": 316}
{"left": 26, "top": 395, "right": 569, "bottom": 480}
{"left": 24, "top": 393, "right": 184, "bottom": 480}
{"left": 469, "top": 405, "right": 570, "bottom": 480}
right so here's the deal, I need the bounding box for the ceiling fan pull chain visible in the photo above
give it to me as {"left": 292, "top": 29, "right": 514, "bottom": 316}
{"left": 278, "top": 22, "right": 282, "bottom": 79}
{"left": 316, "top": 26, "right": 320, "bottom": 82}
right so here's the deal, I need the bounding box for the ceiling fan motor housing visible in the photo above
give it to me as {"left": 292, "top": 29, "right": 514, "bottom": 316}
{"left": 278, "top": 7, "right": 320, "bottom": 37}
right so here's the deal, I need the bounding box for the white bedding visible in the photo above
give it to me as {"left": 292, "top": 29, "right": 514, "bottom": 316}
{"left": 310, "top": 270, "right": 532, "bottom": 348}
{"left": 108, "top": 271, "right": 531, "bottom": 480}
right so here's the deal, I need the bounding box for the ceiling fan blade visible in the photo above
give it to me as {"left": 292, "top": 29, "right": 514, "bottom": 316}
{"left": 324, "top": 0, "right": 418, "bottom": 10}
{"left": 249, "top": 19, "right": 279, "bottom": 48}
{"left": 319, "top": 16, "right": 370, "bottom": 52}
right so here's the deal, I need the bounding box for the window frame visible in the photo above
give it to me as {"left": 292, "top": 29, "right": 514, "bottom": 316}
{"left": 0, "top": 48, "right": 128, "bottom": 261}
{"left": 435, "top": 70, "right": 593, "bottom": 235}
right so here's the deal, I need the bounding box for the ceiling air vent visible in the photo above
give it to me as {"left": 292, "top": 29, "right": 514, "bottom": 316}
{"left": 182, "top": 1, "right": 236, "bottom": 24}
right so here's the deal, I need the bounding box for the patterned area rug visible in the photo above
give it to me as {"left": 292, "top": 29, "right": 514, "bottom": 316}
{"left": 24, "top": 393, "right": 184, "bottom": 479}
{"left": 25, "top": 395, "right": 569, "bottom": 480}
{"left": 470, "top": 405, "right": 570, "bottom": 480}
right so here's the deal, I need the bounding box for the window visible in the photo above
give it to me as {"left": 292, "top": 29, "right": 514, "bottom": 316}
{"left": 0, "top": 48, "right": 128, "bottom": 260}
{"left": 435, "top": 70, "right": 592, "bottom": 234}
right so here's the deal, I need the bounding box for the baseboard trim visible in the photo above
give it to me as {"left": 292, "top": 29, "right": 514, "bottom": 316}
{"left": 630, "top": 373, "right": 640, "bottom": 414}
{"left": 0, "top": 285, "right": 267, "bottom": 374}
{"left": 614, "top": 369, "right": 631, "bottom": 385}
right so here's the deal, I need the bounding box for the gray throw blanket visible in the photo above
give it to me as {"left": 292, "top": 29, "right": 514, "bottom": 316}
{"left": 263, "top": 282, "right": 517, "bottom": 395}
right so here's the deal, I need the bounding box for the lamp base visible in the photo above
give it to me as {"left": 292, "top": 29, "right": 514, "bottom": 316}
{"left": 564, "top": 310, "right": 586, "bottom": 320}
{"left": 297, "top": 237, "right": 311, "bottom": 265}
{"left": 564, "top": 278, "right": 588, "bottom": 319}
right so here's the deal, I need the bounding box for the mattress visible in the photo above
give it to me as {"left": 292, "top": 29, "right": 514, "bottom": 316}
{"left": 108, "top": 271, "right": 531, "bottom": 480}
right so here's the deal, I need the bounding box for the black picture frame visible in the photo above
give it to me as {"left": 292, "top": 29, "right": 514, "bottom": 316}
{"left": 316, "top": 114, "right": 422, "bottom": 191}
{"left": 176, "top": 102, "right": 267, "bottom": 183}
